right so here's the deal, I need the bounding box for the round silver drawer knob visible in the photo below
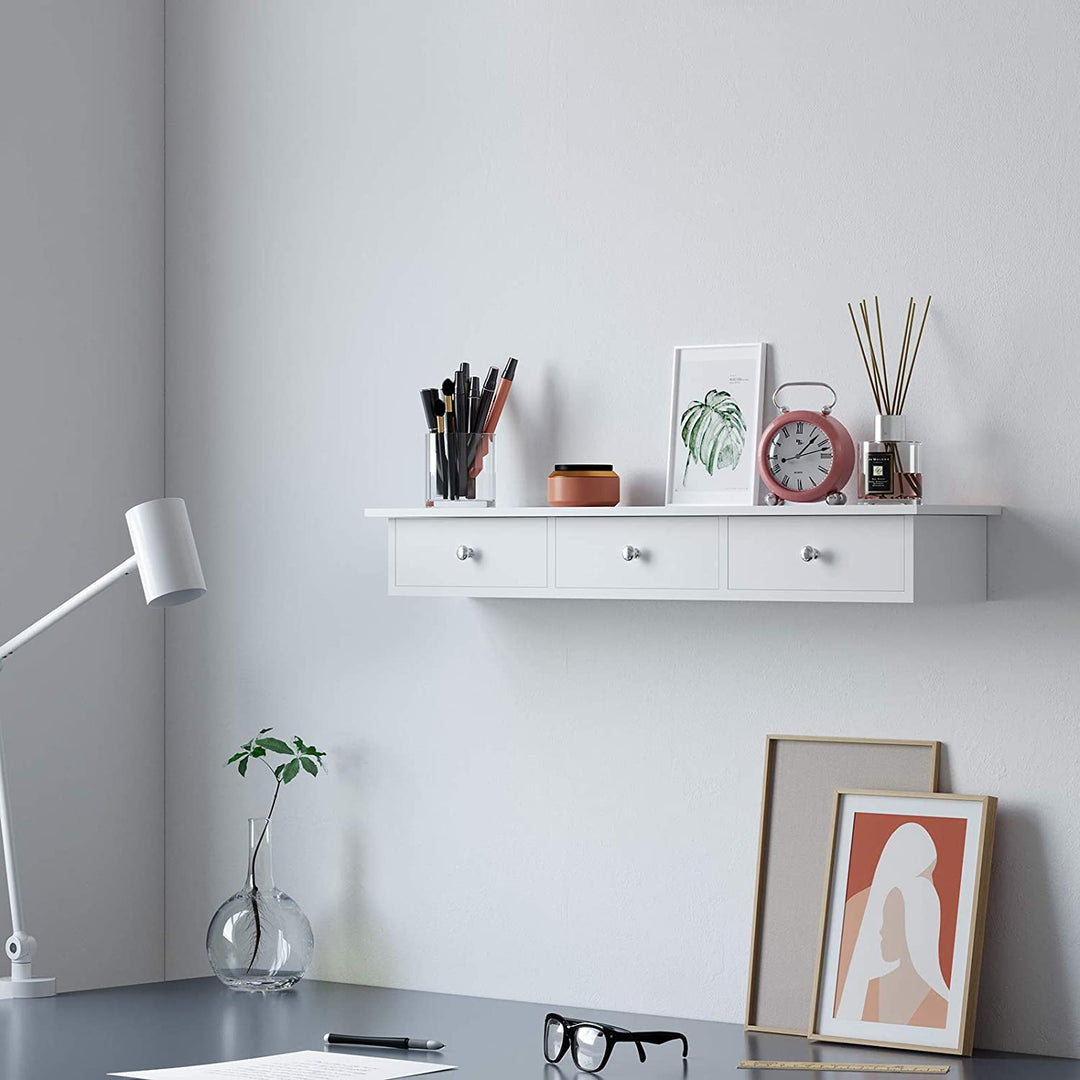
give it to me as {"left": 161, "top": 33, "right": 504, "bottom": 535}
{"left": 800, "top": 545, "right": 820, "bottom": 562}
{"left": 620, "top": 545, "right": 641, "bottom": 561}
{"left": 455, "top": 545, "right": 474, "bottom": 561}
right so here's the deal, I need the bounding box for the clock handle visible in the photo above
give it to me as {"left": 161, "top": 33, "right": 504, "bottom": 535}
{"left": 772, "top": 381, "right": 838, "bottom": 416}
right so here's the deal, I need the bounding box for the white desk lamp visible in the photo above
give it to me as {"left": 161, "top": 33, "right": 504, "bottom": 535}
{"left": 0, "top": 497, "right": 206, "bottom": 998}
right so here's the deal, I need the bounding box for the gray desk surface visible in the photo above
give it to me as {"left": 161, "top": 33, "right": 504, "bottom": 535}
{"left": 0, "top": 977, "right": 1075, "bottom": 1079}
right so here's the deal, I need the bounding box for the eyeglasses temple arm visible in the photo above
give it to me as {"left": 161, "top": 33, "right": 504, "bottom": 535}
{"left": 606, "top": 1031, "right": 647, "bottom": 1062}
{"left": 630, "top": 1031, "right": 688, "bottom": 1057}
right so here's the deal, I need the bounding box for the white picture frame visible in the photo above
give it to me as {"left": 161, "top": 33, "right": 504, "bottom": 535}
{"left": 665, "top": 343, "right": 766, "bottom": 506}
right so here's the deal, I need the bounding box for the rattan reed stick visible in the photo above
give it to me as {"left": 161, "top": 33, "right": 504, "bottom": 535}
{"left": 848, "top": 302, "right": 882, "bottom": 413}
{"left": 875, "top": 296, "right": 890, "bottom": 410}
{"left": 898, "top": 295, "right": 932, "bottom": 414}
{"left": 894, "top": 297, "right": 915, "bottom": 413}
{"left": 860, "top": 300, "right": 887, "bottom": 409}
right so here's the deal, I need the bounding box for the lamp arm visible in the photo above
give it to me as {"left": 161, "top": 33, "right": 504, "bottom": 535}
{"left": 0, "top": 552, "right": 138, "bottom": 983}
{"left": 0, "top": 554, "right": 138, "bottom": 663}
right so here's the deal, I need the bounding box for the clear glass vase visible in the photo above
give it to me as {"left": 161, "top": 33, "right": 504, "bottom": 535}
{"left": 206, "top": 817, "right": 314, "bottom": 992}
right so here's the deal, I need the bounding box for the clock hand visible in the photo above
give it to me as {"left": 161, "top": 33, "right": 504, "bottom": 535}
{"left": 791, "top": 435, "right": 823, "bottom": 461}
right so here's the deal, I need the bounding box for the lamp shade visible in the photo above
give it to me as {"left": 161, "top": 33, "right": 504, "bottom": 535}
{"left": 125, "top": 498, "right": 206, "bottom": 607}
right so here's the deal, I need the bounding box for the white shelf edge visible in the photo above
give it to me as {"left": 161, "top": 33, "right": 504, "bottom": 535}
{"left": 365, "top": 504, "right": 1001, "bottom": 519}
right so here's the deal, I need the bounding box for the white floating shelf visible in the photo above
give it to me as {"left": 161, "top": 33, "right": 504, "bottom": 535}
{"left": 365, "top": 505, "right": 999, "bottom": 603}
{"left": 365, "top": 504, "right": 999, "bottom": 519}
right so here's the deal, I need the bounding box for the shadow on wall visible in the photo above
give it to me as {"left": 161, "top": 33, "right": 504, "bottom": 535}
{"left": 317, "top": 743, "right": 390, "bottom": 987}
{"left": 510, "top": 364, "right": 566, "bottom": 506}
{"left": 975, "top": 806, "right": 1073, "bottom": 1056}
{"left": 988, "top": 511, "right": 1080, "bottom": 602}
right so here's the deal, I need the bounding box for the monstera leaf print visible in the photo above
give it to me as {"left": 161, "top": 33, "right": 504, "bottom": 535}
{"left": 680, "top": 389, "right": 746, "bottom": 483}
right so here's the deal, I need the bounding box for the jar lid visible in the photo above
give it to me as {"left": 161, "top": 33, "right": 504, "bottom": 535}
{"left": 553, "top": 463, "right": 613, "bottom": 471}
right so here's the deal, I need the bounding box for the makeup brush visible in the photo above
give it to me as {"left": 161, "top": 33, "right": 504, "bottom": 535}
{"left": 432, "top": 394, "right": 448, "bottom": 499}
{"left": 420, "top": 389, "right": 445, "bottom": 499}
{"left": 442, "top": 377, "right": 457, "bottom": 499}
{"left": 419, "top": 387, "right": 437, "bottom": 432}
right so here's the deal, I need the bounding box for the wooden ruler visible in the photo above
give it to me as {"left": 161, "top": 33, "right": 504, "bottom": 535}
{"left": 738, "top": 1063, "right": 949, "bottom": 1074}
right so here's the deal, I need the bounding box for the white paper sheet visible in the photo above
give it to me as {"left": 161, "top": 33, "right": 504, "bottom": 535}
{"left": 110, "top": 1049, "right": 457, "bottom": 1080}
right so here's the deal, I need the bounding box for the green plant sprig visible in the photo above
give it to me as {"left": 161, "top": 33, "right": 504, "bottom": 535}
{"left": 227, "top": 727, "right": 326, "bottom": 785}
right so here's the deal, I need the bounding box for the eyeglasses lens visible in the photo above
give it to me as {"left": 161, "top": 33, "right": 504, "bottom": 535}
{"left": 544, "top": 1017, "right": 565, "bottom": 1061}
{"left": 573, "top": 1025, "right": 608, "bottom": 1072}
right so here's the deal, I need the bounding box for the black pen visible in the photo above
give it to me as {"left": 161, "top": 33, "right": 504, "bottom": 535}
{"left": 324, "top": 1033, "right": 445, "bottom": 1051}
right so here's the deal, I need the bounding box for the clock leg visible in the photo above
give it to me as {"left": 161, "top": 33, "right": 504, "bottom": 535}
{"left": 826, "top": 491, "right": 847, "bottom": 505}
{"left": 765, "top": 492, "right": 785, "bottom": 506}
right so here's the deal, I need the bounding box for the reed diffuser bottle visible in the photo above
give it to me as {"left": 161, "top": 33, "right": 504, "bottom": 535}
{"left": 848, "top": 294, "right": 930, "bottom": 505}
{"left": 859, "top": 413, "right": 922, "bottom": 503}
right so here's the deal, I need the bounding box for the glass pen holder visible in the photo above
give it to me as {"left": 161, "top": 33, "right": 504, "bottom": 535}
{"left": 426, "top": 431, "right": 495, "bottom": 506}
{"left": 858, "top": 415, "right": 922, "bottom": 504}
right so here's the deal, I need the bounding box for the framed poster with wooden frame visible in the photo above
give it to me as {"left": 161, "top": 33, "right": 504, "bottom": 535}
{"left": 810, "top": 790, "right": 997, "bottom": 1055}
{"left": 745, "top": 736, "right": 940, "bottom": 1037}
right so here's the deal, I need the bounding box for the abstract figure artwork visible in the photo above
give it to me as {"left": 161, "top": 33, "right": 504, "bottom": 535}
{"left": 811, "top": 791, "right": 997, "bottom": 1055}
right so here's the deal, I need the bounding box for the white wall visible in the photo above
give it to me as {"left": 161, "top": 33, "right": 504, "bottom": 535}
{"left": 0, "top": 2, "right": 165, "bottom": 989}
{"left": 164, "top": 1, "right": 1080, "bottom": 1057}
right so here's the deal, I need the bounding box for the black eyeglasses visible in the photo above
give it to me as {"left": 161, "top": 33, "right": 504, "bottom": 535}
{"left": 544, "top": 1012, "right": 688, "bottom": 1073}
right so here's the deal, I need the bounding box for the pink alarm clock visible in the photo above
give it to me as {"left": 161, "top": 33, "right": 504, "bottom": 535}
{"left": 757, "top": 381, "right": 855, "bottom": 505}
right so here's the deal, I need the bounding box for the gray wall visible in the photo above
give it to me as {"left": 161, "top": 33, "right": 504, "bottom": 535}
{"left": 163, "top": 0, "right": 1080, "bottom": 1058}
{"left": 0, "top": 1, "right": 165, "bottom": 990}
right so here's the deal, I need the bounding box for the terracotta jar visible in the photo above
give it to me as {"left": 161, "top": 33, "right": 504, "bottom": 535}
{"left": 547, "top": 464, "right": 620, "bottom": 507}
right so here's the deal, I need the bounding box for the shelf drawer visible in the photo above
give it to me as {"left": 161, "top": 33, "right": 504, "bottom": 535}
{"left": 728, "top": 516, "right": 906, "bottom": 593}
{"left": 555, "top": 517, "right": 720, "bottom": 590}
{"left": 394, "top": 518, "right": 548, "bottom": 588}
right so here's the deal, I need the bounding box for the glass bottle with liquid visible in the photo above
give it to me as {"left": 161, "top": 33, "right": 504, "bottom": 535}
{"left": 858, "top": 415, "right": 922, "bottom": 504}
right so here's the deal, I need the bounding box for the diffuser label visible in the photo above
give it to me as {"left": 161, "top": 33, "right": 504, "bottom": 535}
{"left": 866, "top": 452, "right": 894, "bottom": 495}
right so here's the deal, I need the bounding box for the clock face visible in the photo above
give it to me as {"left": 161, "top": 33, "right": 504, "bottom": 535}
{"left": 767, "top": 420, "right": 834, "bottom": 493}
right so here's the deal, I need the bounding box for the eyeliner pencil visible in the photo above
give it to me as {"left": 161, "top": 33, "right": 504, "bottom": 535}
{"left": 454, "top": 366, "right": 469, "bottom": 498}
{"left": 471, "top": 357, "right": 517, "bottom": 478}
{"left": 473, "top": 365, "right": 499, "bottom": 435}
{"left": 468, "top": 366, "right": 500, "bottom": 481}
{"left": 467, "top": 376, "right": 480, "bottom": 498}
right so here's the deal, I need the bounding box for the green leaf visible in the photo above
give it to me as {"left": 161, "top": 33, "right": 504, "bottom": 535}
{"left": 259, "top": 727, "right": 272, "bottom": 734}
{"left": 300, "top": 756, "right": 318, "bottom": 777}
{"left": 274, "top": 763, "right": 286, "bottom": 780}
{"left": 282, "top": 758, "right": 301, "bottom": 784}
{"left": 256, "top": 737, "right": 294, "bottom": 755}
{"left": 250, "top": 746, "right": 266, "bottom": 758}
{"left": 225, "top": 752, "right": 246, "bottom": 765}
{"left": 238, "top": 756, "right": 249, "bottom": 777}
{"left": 679, "top": 388, "right": 746, "bottom": 483}
{"left": 293, "top": 736, "right": 305, "bottom": 753}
